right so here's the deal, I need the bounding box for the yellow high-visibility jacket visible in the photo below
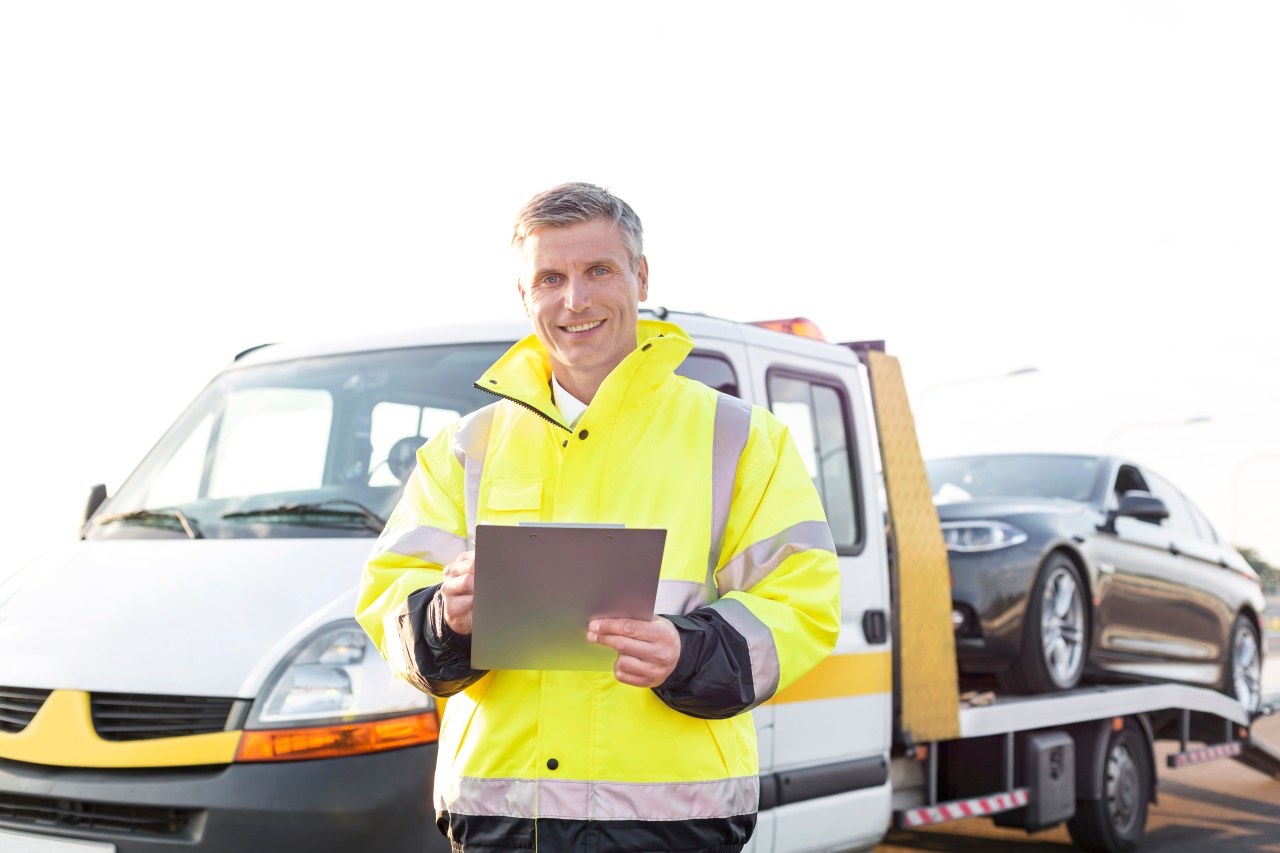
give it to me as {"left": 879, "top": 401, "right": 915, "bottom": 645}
{"left": 356, "top": 319, "right": 840, "bottom": 852}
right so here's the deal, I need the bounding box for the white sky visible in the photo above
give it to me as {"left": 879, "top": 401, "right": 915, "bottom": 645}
{"left": 2, "top": 2, "right": 1278, "bottom": 572}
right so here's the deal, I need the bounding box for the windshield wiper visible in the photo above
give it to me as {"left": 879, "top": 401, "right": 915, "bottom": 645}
{"left": 219, "top": 500, "right": 385, "bottom": 534}
{"left": 94, "top": 509, "right": 203, "bottom": 540}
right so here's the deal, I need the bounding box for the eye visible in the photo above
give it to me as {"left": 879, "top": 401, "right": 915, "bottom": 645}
{"left": 591, "top": 266, "right": 609, "bottom": 276}
{"left": 541, "top": 274, "right": 563, "bottom": 286}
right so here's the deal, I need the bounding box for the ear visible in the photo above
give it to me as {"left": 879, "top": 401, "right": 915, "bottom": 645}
{"left": 517, "top": 279, "right": 531, "bottom": 317}
{"left": 636, "top": 256, "right": 649, "bottom": 303}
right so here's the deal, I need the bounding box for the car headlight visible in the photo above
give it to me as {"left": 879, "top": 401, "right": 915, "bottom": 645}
{"left": 246, "top": 619, "right": 432, "bottom": 729}
{"left": 940, "top": 520, "right": 1028, "bottom": 552}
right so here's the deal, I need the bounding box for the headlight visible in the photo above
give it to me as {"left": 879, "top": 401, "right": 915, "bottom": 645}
{"left": 940, "top": 521, "right": 1028, "bottom": 552}
{"left": 247, "top": 619, "right": 432, "bottom": 729}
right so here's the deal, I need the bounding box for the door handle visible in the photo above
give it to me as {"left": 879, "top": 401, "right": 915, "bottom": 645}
{"left": 1168, "top": 544, "right": 1181, "bottom": 557}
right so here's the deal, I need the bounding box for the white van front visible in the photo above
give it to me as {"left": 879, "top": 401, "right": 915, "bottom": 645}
{"left": 0, "top": 330, "right": 527, "bottom": 853}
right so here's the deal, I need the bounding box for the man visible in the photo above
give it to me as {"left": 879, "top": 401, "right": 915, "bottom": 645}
{"left": 356, "top": 183, "right": 840, "bottom": 852}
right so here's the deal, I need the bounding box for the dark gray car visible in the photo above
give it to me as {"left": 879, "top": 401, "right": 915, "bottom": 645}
{"left": 925, "top": 453, "right": 1266, "bottom": 714}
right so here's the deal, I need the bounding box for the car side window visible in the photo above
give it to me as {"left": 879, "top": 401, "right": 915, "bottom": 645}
{"left": 1142, "top": 470, "right": 1199, "bottom": 537}
{"left": 1111, "top": 464, "right": 1149, "bottom": 508}
{"left": 675, "top": 352, "right": 740, "bottom": 397}
{"left": 767, "top": 372, "right": 860, "bottom": 552}
{"left": 1186, "top": 500, "right": 1219, "bottom": 544}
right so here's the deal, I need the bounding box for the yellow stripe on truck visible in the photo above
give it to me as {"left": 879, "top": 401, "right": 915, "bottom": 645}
{"left": 767, "top": 651, "right": 892, "bottom": 704}
{"left": 0, "top": 690, "right": 240, "bottom": 768}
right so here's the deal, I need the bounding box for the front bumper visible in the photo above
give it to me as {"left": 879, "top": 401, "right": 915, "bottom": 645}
{"left": 0, "top": 743, "right": 446, "bottom": 853}
{"left": 947, "top": 543, "right": 1044, "bottom": 674}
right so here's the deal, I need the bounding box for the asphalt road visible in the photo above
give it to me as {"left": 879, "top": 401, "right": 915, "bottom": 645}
{"left": 877, "top": 657, "right": 1280, "bottom": 852}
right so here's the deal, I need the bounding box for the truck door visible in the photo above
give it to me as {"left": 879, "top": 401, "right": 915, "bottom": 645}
{"left": 743, "top": 344, "right": 894, "bottom": 853}
{"left": 674, "top": 342, "right": 783, "bottom": 853}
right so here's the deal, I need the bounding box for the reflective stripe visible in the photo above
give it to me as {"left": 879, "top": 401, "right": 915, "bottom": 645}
{"left": 716, "top": 520, "right": 836, "bottom": 596}
{"left": 442, "top": 775, "right": 758, "bottom": 821}
{"left": 711, "top": 597, "right": 780, "bottom": 709}
{"left": 381, "top": 606, "right": 411, "bottom": 678}
{"left": 453, "top": 403, "right": 499, "bottom": 540}
{"left": 654, "top": 579, "right": 717, "bottom": 616}
{"left": 708, "top": 394, "right": 754, "bottom": 585}
{"left": 374, "top": 524, "right": 469, "bottom": 566}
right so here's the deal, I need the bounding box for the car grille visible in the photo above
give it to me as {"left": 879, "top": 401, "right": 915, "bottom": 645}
{"left": 0, "top": 687, "right": 51, "bottom": 734}
{"left": 0, "top": 791, "right": 194, "bottom": 835}
{"left": 90, "top": 692, "right": 235, "bottom": 741}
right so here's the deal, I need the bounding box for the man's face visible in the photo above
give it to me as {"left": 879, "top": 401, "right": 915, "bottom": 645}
{"left": 518, "top": 218, "right": 649, "bottom": 388}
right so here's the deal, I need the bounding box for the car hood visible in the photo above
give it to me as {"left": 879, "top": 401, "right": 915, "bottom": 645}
{"left": 933, "top": 497, "right": 1090, "bottom": 521}
{"left": 0, "top": 538, "right": 375, "bottom": 698}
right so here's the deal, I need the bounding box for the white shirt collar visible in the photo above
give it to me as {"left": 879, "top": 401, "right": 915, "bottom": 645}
{"left": 551, "top": 373, "right": 589, "bottom": 429}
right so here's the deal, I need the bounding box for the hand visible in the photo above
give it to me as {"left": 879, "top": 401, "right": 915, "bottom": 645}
{"left": 440, "top": 550, "right": 475, "bottom": 635}
{"left": 587, "top": 616, "right": 681, "bottom": 688}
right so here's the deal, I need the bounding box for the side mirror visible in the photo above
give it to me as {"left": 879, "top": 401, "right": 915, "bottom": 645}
{"left": 84, "top": 484, "right": 108, "bottom": 525}
{"left": 1099, "top": 490, "right": 1169, "bottom": 533}
{"left": 1118, "top": 491, "right": 1169, "bottom": 522}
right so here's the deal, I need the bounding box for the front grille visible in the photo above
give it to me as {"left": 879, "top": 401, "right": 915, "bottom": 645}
{"left": 90, "top": 692, "right": 235, "bottom": 741}
{"left": 0, "top": 687, "right": 51, "bottom": 734}
{"left": 0, "top": 791, "right": 194, "bottom": 835}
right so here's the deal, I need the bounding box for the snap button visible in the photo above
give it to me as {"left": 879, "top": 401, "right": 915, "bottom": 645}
{"left": 578, "top": 429, "right": 589, "bottom": 440}
{"left": 562, "top": 440, "right": 568, "bottom": 448}
{"left": 547, "top": 758, "right": 559, "bottom": 771}
{"left": 488, "top": 379, "right": 497, "bottom": 385}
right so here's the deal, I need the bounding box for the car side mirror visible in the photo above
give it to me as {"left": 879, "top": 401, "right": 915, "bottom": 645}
{"left": 84, "top": 484, "right": 108, "bottom": 525}
{"left": 1098, "top": 490, "right": 1169, "bottom": 534}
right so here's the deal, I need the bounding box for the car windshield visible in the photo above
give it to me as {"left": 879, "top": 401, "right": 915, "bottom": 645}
{"left": 88, "top": 343, "right": 511, "bottom": 540}
{"left": 925, "top": 454, "right": 1103, "bottom": 504}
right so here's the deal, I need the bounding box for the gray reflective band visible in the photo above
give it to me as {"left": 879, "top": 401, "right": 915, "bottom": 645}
{"left": 373, "top": 525, "right": 469, "bottom": 566}
{"left": 708, "top": 394, "right": 754, "bottom": 585}
{"left": 441, "top": 774, "right": 758, "bottom": 821}
{"left": 655, "top": 579, "right": 717, "bottom": 616}
{"left": 711, "top": 597, "right": 780, "bottom": 709}
{"left": 716, "top": 520, "right": 836, "bottom": 596}
{"left": 453, "top": 404, "right": 499, "bottom": 540}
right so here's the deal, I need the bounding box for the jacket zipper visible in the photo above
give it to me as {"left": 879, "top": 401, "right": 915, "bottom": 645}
{"left": 474, "top": 384, "right": 574, "bottom": 433}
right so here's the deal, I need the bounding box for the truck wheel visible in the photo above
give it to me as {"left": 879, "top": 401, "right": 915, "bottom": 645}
{"left": 1066, "top": 720, "right": 1152, "bottom": 853}
{"left": 1223, "top": 614, "right": 1262, "bottom": 715}
{"left": 1005, "top": 553, "right": 1087, "bottom": 693}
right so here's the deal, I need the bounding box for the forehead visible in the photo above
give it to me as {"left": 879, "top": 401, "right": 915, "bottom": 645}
{"left": 521, "top": 219, "right": 629, "bottom": 267}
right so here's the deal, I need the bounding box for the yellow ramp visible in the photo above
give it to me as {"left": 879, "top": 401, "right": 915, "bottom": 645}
{"left": 867, "top": 351, "right": 960, "bottom": 743}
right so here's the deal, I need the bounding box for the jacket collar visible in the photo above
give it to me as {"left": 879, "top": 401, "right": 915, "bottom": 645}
{"left": 474, "top": 319, "right": 694, "bottom": 428}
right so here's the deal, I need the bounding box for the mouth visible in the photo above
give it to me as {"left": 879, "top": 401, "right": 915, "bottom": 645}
{"left": 561, "top": 319, "right": 605, "bottom": 334}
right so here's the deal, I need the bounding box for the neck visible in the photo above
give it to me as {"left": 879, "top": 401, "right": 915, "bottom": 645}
{"left": 551, "top": 367, "right": 606, "bottom": 405}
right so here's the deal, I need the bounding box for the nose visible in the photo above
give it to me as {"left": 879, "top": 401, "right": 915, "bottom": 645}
{"left": 563, "top": 273, "right": 592, "bottom": 312}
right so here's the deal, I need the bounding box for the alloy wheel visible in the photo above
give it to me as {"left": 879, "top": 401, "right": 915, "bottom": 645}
{"left": 1232, "top": 622, "right": 1262, "bottom": 714}
{"left": 1041, "top": 566, "right": 1085, "bottom": 687}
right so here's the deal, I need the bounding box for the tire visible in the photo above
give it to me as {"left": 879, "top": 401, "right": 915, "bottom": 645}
{"left": 1223, "top": 614, "right": 1263, "bottom": 716}
{"left": 1066, "top": 719, "right": 1153, "bottom": 852}
{"left": 1004, "top": 552, "right": 1088, "bottom": 694}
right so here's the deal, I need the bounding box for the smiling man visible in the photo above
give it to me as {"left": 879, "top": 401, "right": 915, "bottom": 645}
{"left": 357, "top": 182, "right": 840, "bottom": 853}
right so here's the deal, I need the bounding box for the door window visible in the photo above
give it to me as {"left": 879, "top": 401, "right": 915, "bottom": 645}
{"left": 767, "top": 372, "right": 860, "bottom": 551}
{"left": 675, "top": 352, "right": 740, "bottom": 397}
{"left": 1142, "top": 470, "right": 1198, "bottom": 537}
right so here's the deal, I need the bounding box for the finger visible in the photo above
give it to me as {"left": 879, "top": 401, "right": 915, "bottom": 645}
{"left": 442, "top": 574, "right": 473, "bottom": 596}
{"left": 587, "top": 632, "right": 659, "bottom": 659}
{"left": 589, "top": 618, "right": 661, "bottom": 641}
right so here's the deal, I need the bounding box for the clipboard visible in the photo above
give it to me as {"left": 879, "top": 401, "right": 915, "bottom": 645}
{"left": 470, "top": 523, "right": 667, "bottom": 671}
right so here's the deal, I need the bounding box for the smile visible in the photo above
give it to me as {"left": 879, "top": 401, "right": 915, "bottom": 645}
{"left": 563, "top": 320, "right": 604, "bottom": 333}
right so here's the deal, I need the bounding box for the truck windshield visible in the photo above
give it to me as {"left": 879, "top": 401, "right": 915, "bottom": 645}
{"left": 88, "top": 343, "right": 510, "bottom": 540}
{"left": 925, "top": 454, "right": 1103, "bottom": 504}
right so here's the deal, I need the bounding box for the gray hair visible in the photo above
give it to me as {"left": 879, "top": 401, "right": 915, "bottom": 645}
{"left": 512, "top": 182, "right": 644, "bottom": 270}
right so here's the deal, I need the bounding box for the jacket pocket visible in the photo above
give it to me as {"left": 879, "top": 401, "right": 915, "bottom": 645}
{"left": 482, "top": 479, "right": 543, "bottom": 524}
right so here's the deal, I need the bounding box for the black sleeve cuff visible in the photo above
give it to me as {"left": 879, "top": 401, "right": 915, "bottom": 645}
{"left": 652, "top": 609, "right": 755, "bottom": 720}
{"left": 393, "top": 584, "right": 487, "bottom": 697}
